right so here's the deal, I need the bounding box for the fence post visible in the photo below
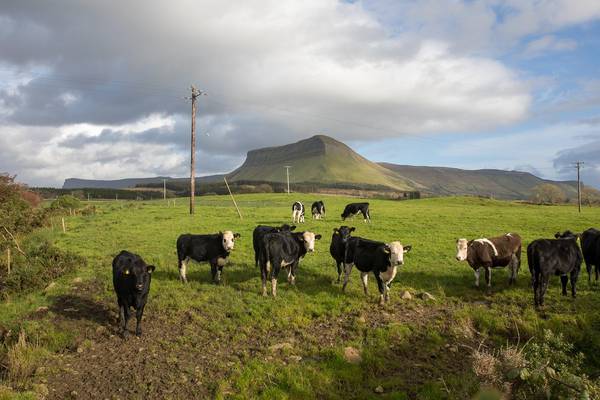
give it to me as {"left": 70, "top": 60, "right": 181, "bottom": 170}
{"left": 62, "top": 217, "right": 66, "bottom": 233}
{"left": 6, "top": 248, "right": 10, "bottom": 274}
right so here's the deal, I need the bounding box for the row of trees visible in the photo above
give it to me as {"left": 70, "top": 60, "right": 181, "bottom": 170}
{"left": 529, "top": 183, "right": 600, "bottom": 205}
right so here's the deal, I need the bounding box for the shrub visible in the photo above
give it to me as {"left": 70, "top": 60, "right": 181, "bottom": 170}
{"left": 49, "top": 195, "right": 81, "bottom": 211}
{"left": 2, "top": 330, "right": 48, "bottom": 390}
{"left": 530, "top": 184, "right": 567, "bottom": 205}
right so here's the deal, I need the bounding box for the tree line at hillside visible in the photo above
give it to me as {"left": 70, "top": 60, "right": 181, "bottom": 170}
{"left": 33, "top": 187, "right": 173, "bottom": 201}
{"left": 529, "top": 183, "right": 600, "bottom": 205}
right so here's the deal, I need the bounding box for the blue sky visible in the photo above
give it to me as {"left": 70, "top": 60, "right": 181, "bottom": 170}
{"left": 0, "top": 1, "right": 599, "bottom": 188}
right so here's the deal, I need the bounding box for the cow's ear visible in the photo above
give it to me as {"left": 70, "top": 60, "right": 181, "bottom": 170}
{"left": 290, "top": 225, "right": 297, "bottom": 231}
{"left": 315, "top": 234, "right": 322, "bottom": 240}
{"left": 554, "top": 232, "right": 561, "bottom": 239}
{"left": 403, "top": 245, "right": 412, "bottom": 253}
{"left": 383, "top": 246, "right": 391, "bottom": 254}
{"left": 234, "top": 233, "right": 241, "bottom": 239}
{"left": 332, "top": 228, "right": 339, "bottom": 234}
{"left": 350, "top": 227, "right": 356, "bottom": 232}
{"left": 123, "top": 268, "right": 130, "bottom": 275}
{"left": 146, "top": 265, "right": 156, "bottom": 274}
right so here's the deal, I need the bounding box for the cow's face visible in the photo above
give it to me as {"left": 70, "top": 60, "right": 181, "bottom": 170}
{"left": 555, "top": 230, "right": 579, "bottom": 239}
{"left": 456, "top": 239, "right": 469, "bottom": 261}
{"left": 386, "top": 241, "right": 411, "bottom": 266}
{"left": 302, "top": 231, "right": 322, "bottom": 252}
{"left": 221, "top": 231, "right": 240, "bottom": 251}
{"left": 333, "top": 226, "right": 355, "bottom": 243}
{"left": 123, "top": 262, "right": 155, "bottom": 292}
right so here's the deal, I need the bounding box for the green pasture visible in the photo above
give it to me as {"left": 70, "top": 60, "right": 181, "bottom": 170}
{"left": 2, "top": 194, "right": 599, "bottom": 399}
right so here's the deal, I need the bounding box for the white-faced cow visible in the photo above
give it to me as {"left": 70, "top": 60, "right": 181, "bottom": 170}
{"left": 176, "top": 231, "right": 240, "bottom": 284}
{"left": 292, "top": 201, "right": 305, "bottom": 223}
{"left": 581, "top": 228, "right": 600, "bottom": 283}
{"left": 252, "top": 224, "right": 296, "bottom": 267}
{"left": 341, "top": 202, "right": 370, "bottom": 222}
{"left": 329, "top": 225, "right": 355, "bottom": 283}
{"left": 527, "top": 231, "right": 582, "bottom": 307}
{"left": 455, "top": 233, "right": 522, "bottom": 289}
{"left": 112, "top": 250, "right": 156, "bottom": 337}
{"left": 342, "top": 237, "right": 411, "bottom": 305}
{"left": 311, "top": 201, "right": 325, "bottom": 219}
{"left": 259, "top": 230, "right": 321, "bottom": 297}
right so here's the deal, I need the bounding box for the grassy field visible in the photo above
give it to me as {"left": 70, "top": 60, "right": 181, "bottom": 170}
{"left": 1, "top": 194, "right": 600, "bottom": 399}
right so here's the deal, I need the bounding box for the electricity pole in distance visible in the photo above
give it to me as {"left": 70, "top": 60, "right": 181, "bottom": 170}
{"left": 186, "top": 85, "right": 206, "bottom": 215}
{"left": 284, "top": 166, "right": 291, "bottom": 194}
{"left": 574, "top": 161, "right": 584, "bottom": 213}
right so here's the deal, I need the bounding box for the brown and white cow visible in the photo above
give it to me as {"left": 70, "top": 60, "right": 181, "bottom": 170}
{"left": 456, "top": 233, "right": 522, "bottom": 289}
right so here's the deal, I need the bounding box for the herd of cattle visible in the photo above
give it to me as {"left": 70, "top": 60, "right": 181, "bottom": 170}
{"left": 111, "top": 200, "right": 600, "bottom": 337}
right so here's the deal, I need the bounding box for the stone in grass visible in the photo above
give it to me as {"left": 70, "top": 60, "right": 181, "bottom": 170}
{"left": 418, "top": 292, "right": 435, "bottom": 301}
{"left": 343, "top": 347, "right": 362, "bottom": 364}
{"left": 374, "top": 385, "right": 384, "bottom": 394}
{"left": 400, "top": 290, "right": 412, "bottom": 300}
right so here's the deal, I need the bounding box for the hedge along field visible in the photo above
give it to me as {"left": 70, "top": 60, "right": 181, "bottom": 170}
{"left": 2, "top": 193, "right": 600, "bottom": 399}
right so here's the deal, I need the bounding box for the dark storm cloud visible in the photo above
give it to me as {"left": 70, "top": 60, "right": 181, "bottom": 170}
{"left": 553, "top": 138, "right": 600, "bottom": 188}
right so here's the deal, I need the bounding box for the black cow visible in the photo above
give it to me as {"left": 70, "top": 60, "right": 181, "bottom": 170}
{"left": 581, "top": 228, "right": 600, "bottom": 283}
{"left": 342, "top": 237, "right": 411, "bottom": 305}
{"left": 311, "top": 201, "right": 326, "bottom": 219}
{"left": 177, "top": 230, "right": 240, "bottom": 284}
{"left": 329, "top": 226, "right": 355, "bottom": 283}
{"left": 341, "top": 202, "right": 370, "bottom": 222}
{"left": 455, "top": 233, "right": 522, "bottom": 289}
{"left": 292, "top": 201, "right": 305, "bottom": 223}
{"left": 527, "top": 231, "right": 583, "bottom": 307}
{"left": 112, "top": 250, "right": 156, "bottom": 337}
{"left": 259, "top": 230, "right": 321, "bottom": 297}
{"left": 252, "top": 224, "right": 296, "bottom": 267}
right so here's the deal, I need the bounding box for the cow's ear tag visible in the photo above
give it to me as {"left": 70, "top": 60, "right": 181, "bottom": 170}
{"left": 383, "top": 248, "right": 390, "bottom": 254}
{"left": 124, "top": 269, "right": 130, "bottom": 275}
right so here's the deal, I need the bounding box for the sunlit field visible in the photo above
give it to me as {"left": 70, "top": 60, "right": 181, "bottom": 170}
{"left": 2, "top": 194, "right": 600, "bottom": 399}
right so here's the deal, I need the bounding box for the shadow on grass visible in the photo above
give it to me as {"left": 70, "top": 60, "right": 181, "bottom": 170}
{"left": 48, "top": 294, "right": 115, "bottom": 325}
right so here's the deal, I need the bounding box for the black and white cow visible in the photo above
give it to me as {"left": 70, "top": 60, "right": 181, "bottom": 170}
{"left": 252, "top": 224, "right": 296, "bottom": 267}
{"left": 341, "top": 202, "right": 370, "bottom": 222}
{"left": 176, "top": 231, "right": 240, "bottom": 284}
{"left": 455, "top": 233, "right": 522, "bottom": 289}
{"left": 311, "top": 201, "right": 326, "bottom": 219}
{"left": 581, "top": 228, "right": 600, "bottom": 283}
{"left": 292, "top": 201, "right": 305, "bottom": 223}
{"left": 342, "top": 237, "right": 411, "bottom": 305}
{"left": 259, "top": 230, "right": 321, "bottom": 297}
{"left": 329, "top": 225, "right": 355, "bottom": 283}
{"left": 112, "top": 250, "right": 156, "bottom": 337}
{"left": 527, "top": 231, "right": 583, "bottom": 307}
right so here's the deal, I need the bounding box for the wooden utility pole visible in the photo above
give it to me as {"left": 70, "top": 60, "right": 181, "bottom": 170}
{"left": 187, "top": 85, "right": 205, "bottom": 215}
{"left": 284, "top": 166, "right": 291, "bottom": 194}
{"left": 163, "top": 179, "right": 167, "bottom": 202}
{"left": 574, "top": 161, "right": 584, "bottom": 213}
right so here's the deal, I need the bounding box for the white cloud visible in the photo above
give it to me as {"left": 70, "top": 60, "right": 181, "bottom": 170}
{"left": 522, "top": 35, "right": 577, "bottom": 58}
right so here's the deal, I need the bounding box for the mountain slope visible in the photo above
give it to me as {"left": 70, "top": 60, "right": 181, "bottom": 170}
{"left": 379, "top": 163, "right": 578, "bottom": 200}
{"left": 228, "top": 135, "right": 418, "bottom": 191}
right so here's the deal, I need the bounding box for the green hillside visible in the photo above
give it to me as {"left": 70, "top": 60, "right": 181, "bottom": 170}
{"left": 379, "top": 163, "right": 578, "bottom": 200}
{"left": 228, "top": 135, "right": 418, "bottom": 190}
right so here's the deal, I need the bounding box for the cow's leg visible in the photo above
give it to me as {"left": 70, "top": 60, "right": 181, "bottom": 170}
{"left": 570, "top": 269, "right": 579, "bottom": 298}
{"left": 178, "top": 256, "right": 189, "bottom": 283}
{"left": 210, "top": 262, "right": 219, "bottom": 284}
{"left": 560, "top": 275, "right": 568, "bottom": 296}
{"left": 261, "top": 265, "right": 268, "bottom": 296}
{"left": 360, "top": 272, "right": 369, "bottom": 295}
{"left": 217, "top": 265, "right": 224, "bottom": 284}
{"left": 532, "top": 271, "right": 540, "bottom": 307}
{"left": 120, "top": 301, "right": 130, "bottom": 337}
{"left": 539, "top": 273, "right": 550, "bottom": 307}
{"left": 474, "top": 267, "right": 480, "bottom": 287}
{"left": 336, "top": 261, "right": 342, "bottom": 283}
{"left": 342, "top": 263, "right": 353, "bottom": 292}
{"left": 374, "top": 273, "right": 386, "bottom": 305}
{"left": 595, "top": 264, "right": 599, "bottom": 282}
{"left": 135, "top": 305, "right": 145, "bottom": 336}
{"left": 484, "top": 266, "right": 492, "bottom": 289}
{"left": 271, "top": 260, "right": 281, "bottom": 297}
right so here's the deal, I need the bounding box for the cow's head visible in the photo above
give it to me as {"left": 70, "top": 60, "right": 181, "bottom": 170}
{"left": 333, "top": 226, "right": 355, "bottom": 243}
{"left": 123, "top": 261, "right": 155, "bottom": 292}
{"left": 455, "top": 238, "right": 469, "bottom": 261}
{"left": 555, "top": 230, "right": 580, "bottom": 239}
{"left": 385, "top": 241, "right": 411, "bottom": 266}
{"left": 300, "top": 231, "right": 322, "bottom": 252}
{"left": 221, "top": 230, "right": 241, "bottom": 251}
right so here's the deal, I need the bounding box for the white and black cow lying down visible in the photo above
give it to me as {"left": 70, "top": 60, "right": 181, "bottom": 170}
{"left": 341, "top": 202, "right": 371, "bottom": 223}
{"left": 252, "top": 224, "right": 296, "bottom": 267}
{"left": 581, "top": 228, "right": 600, "bottom": 283}
{"left": 258, "top": 230, "right": 321, "bottom": 297}
{"left": 112, "top": 250, "right": 156, "bottom": 337}
{"left": 342, "top": 237, "right": 411, "bottom": 305}
{"left": 330, "top": 225, "right": 356, "bottom": 283}
{"left": 527, "top": 231, "right": 582, "bottom": 307}
{"left": 455, "top": 233, "right": 522, "bottom": 289}
{"left": 311, "top": 201, "right": 325, "bottom": 219}
{"left": 176, "top": 231, "right": 240, "bottom": 284}
{"left": 292, "top": 201, "right": 305, "bottom": 223}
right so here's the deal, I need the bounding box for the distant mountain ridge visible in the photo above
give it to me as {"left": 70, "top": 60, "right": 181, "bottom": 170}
{"left": 62, "top": 135, "right": 578, "bottom": 200}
